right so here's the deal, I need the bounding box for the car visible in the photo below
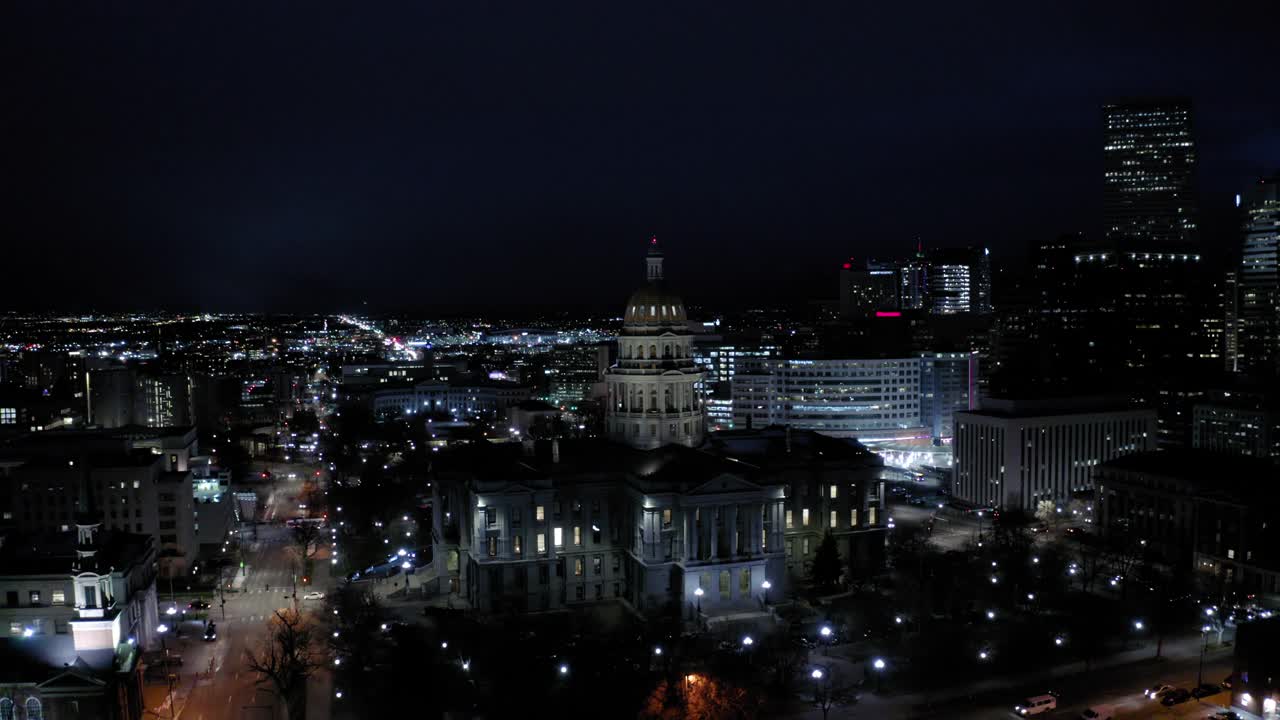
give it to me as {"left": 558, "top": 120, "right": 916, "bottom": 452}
{"left": 1221, "top": 674, "right": 1237, "bottom": 689}
{"left": 302, "top": 591, "right": 325, "bottom": 601}
{"left": 1079, "top": 706, "right": 1115, "bottom": 720}
{"left": 1208, "top": 712, "right": 1241, "bottom": 720}
{"left": 188, "top": 600, "right": 211, "bottom": 610}
{"left": 1161, "top": 688, "right": 1191, "bottom": 706}
{"left": 1014, "top": 694, "right": 1058, "bottom": 716}
{"left": 1144, "top": 683, "right": 1175, "bottom": 699}
{"left": 1191, "top": 683, "right": 1222, "bottom": 698}
{"left": 203, "top": 623, "right": 218, "bottom": 642}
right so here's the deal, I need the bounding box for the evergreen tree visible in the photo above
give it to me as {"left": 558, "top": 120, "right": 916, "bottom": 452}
{"left": 810, "top": 531, "right": 843, "bottom": 590}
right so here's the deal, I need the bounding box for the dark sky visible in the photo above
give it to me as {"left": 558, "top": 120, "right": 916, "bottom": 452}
{"left": 3, "top": 1, "right": 1278, "bottom": 313}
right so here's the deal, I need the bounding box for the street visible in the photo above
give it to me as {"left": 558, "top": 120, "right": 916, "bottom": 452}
{"left": 147, "top": 477, "right": 335, "bottom": 720}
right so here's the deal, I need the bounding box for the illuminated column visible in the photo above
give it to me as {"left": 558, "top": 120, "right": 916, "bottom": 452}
{"left": 728, "top": 505, "right": 739, "bottom": 557}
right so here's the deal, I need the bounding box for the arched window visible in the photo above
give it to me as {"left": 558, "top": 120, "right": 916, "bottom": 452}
{"left": 649, "top": 344, "right": 656, "bottom": 359}
{"left": 0, "top": 698, "right": 13, "bottom": 720}
{"left": 663, "top": 344, "right": 671, "bottom": 359}
{"left": 24, "top": 699, "right": 41, "bottom": 720}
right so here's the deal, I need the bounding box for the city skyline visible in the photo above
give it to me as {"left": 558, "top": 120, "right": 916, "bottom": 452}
{"left": 4, "top": 2, "right": 1279, "bottom": 312}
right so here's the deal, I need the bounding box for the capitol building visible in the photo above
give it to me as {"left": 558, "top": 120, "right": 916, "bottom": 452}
{"left": 429, "top": 242, "right": 888, "bottom": 620}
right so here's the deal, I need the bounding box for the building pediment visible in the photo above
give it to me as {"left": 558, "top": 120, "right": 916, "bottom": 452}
{"left": 686, "top": 473, "right": 760, "bottom": 496}
{"left": 37, "top": 665, "right": 107, "bottom": 692}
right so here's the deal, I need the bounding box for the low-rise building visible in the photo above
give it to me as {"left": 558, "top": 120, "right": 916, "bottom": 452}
{"left": 1096, "top": 449, "right": 1280, "bottom": 596}
{"left": 953, "top": 398, "right": 1156, "bottom": 510}
{"left": 0, "top": 512, "right": 157, "bottom": 720}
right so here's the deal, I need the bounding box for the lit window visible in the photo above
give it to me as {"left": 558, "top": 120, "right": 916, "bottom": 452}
{"left": 574, "top": 558, "right": 584, "bottom": 577}
{"left": 850, "top": 509, "right": 858, "bottom": 527}
{"left": 785, "top": 510, "right": 794, "bottom": 529}
{"left": 537, "top": 533, "right": 546, "bottom": 554}
{"left": 802, "top": 508, "right": 810, "bottom": 526}
{"left": 513, "top": 535, "right": 522, "bottom": 556}
{"left": 574, "top": 526, "right": 582, "bottom": 545}
{"left": 51, "top": 590, "right": 65, "bottom": 605}
{"left": 536, "top": 505, "right": 545, "bottom": 522}
{"left": 553, "top": 527, "right": 563, "bottom": 547}
{"left": 830, "top": 511, "right": 837, "bottom": 528}
{"left": 829, "top": 485, "right": 838, "bottom": 499}
{"left": 662, "top": 509, "right": 672, "bottom": 528}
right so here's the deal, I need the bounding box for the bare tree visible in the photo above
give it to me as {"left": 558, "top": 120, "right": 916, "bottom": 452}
{"left": 812, "top": 666, "right": 859, "bottom": 720}
{"left": 291, "top": 524, "right": 322, "bottom": 562}
{"left": 245, "top": 609, "right": 321, "bottom": 720}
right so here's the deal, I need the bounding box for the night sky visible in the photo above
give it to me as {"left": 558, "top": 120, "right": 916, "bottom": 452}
{"left": 4, "top": 2, "right": 1278, "bottom": 313}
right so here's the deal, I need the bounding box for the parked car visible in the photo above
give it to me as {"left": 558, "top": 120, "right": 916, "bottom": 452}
{"left": 302, "top": 591, "right": 325, "bottom": 601}
{"left": 1221, "top": 674, "right": 1238, "bottom": 689}
{"left": 1161, "top": 688, "right": 1191, "bottom": 706}
{"left": 188, "top": 600, "right": 211, "bottom": 610}
{"left": 1144, "top": 683, "right": 1175, "bottom": 699}
{"left": 1080, "top": 705, "right": 1115, "bottom": 720}
{"left": 203, "top": 623, "right": 218, "bottom": 642}
{"left": 1208, "top": 712, "right": 1241, "bottom": 720}
{"left": 1014, "top": 694, "right": 1058, "bottom": 716}
{"left": 1191, "top": 683, "right": 1222, "bottom": 698}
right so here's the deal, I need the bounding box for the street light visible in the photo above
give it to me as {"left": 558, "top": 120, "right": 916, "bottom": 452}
{"left": 559, "top": 664, "right": 569, "bottom": 676}
{"left": 741, "top": 635, "right": 754, "bottom": 647}
{"left": 873, "top": 657, "right": 886, "bottom": 692}
{"left": 157, "top": 624, "right": 176, "bottom": 720}
{"left": 653, "top": 646, "right": 663, "bottom": 656}
{"left": 693, "top": 587, "right": 704, "bottom": 615}
{"left": 761, "top": 579, "right": 772, "bottom": 605}
{"left": 1133, "top": 619, "right": 1144, "bottom": 630}
{"left": 1197, "top": 624, "right": 1212, "bottom": 687}
{"left": 811, "top": 668, "right": 824, "bottom": 680}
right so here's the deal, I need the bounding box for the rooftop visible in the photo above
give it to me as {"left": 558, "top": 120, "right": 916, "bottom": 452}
{"left": 0, "top": 529, "right": 155, "bottom": 577}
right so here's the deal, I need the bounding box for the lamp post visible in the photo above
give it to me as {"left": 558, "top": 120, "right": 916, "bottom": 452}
{"left": 157, "top": 624, "right": 176, "bottom": 720}
{"left": 693, "top": 587, "right": 703, "bottom": 617}
{"left": 761, "top": 579, "right": 771, "bottom": 607}
{"left": 873, "top": 657, "right": 886, "bottom": 693}
{"left": 820, "top": 625, "right": 832, "bottom": 656}
{"left": 1197, "top": 624, "right": 1211, "bottom": 688}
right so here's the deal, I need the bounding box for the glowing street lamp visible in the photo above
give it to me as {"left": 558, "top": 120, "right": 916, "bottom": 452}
{"left": 761, "top": 579, "right": 772, "bottom": 605}
{"left": 693, "top": 587, "right": 704, "bottom": 614}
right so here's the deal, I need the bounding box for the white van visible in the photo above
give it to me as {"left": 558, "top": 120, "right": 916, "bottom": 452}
{"left": 1015, "top": 695, "right": 1058, "bottom": 715}
{"left": 1080, "top": 706, "right": 1115, "bottom": 720}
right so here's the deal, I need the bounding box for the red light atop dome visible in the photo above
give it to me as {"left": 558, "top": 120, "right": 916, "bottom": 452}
{"left": 841, "top": 263, "right": 852, "bottom": 269}
{"left": 650, "top": 236, "right": 658, "bottom": 244}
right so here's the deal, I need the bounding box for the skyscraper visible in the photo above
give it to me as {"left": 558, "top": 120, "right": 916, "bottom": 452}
{"left": 927, "top": 246, "right": 991, "bottom": 314}
{"left": 1238, "top": 176, "right": 1280, "bottom": 375}
{"left": 1102, "top": 99, "right": 1198, "bottom": 246}
{"left": 838, "top": 259, "right": 900, "bottom": 316}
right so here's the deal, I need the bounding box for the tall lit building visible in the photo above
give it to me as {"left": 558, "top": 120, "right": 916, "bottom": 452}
{"left": 838, "top": 259, "right": 900, "bottom": 316}
{"left": 899, "top": 242, "right": 929, "bottom": 311}
{"left": 927, "top": 247, "right": 991, "bottom": 314}
{"left": 1224, "top": 269, "right": 1240, "bottom": 372}
{"left": 1102, "top": 99, "right": 1198, "bottom": 246}
{"left": 1238, "top": 176, "right": 1280, "bottom": 376}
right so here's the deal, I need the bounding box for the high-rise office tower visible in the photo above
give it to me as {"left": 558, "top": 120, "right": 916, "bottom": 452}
{"left": 839, "top": 259, "right": 900, "bottom": 316}
{"left": 899, "top": 242, "right": 929, "bottom": 311}
{"left": 928, "top": 247, "right": 991, "bottom": 314}
{"left": 1224, "top": 270, "right": 1240, "bottom": 373}
{"left": 1238, "top": 176, "right": 1280, "bottom": 375}
{"left": 1102, "top": 99, "right": 1198, "bottom": 246}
